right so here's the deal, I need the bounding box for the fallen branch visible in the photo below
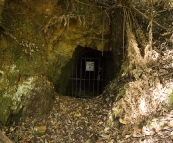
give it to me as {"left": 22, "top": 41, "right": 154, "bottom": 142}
{"left": 0, "top": 131, "right": 13, "bottom": 143}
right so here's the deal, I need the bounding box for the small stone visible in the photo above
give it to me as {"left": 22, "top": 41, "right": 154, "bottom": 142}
{"left": 168, "top": 120, "right": 173, "bottom": 127}
{"left": 119, "top": 118, "right": 128, "bottom": 124}
{"left": 34, "top": 126, "right": 47, "bottom": 136}
{"left": 106, "top": 98, "right": 110, "bottom": 101}
{"left": 171, "top": 131, "right": 173, "bottom": 136}
{"left": 171, "top": 136, "right": 173, "bottom": 140}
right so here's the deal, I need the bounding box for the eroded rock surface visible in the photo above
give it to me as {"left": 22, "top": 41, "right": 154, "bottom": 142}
{"left": 0, "top": 0, "right": 110, "bottom": 123}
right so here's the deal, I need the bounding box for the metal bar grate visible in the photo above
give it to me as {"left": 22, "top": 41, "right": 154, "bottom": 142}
{"left": 67, "top": 57, "right": 107, "bottom": 98}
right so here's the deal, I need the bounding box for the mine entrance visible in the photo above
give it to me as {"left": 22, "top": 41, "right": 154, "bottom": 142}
{"left": 66, "top": 48, "right": 110, "bottom": 98}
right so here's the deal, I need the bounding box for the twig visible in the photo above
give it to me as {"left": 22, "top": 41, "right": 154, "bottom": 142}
{"left": 148, "top": 0, "right": 153, "bottom": 51}
{"left": 102, "top": 13, "right": 105, "bottom": 56}
{"left": 44, "top": 16, "right": 58, "bottom": 33}
{"left": 105, "top": 4, "right": 168, "bottom": 31}
{"left": 105, "top": 4, "right": 129, "bottom": 12}
{"left": 123, "top": 8, "right": 126, "bottom": 60}
{"left": 3, "top": 31, "right": 19, "bottom": 43}
{"left": 131, "top": 6, "right": 168, "bottom": 31}
{"left": 75, "top": 0, "right": 106, "bottom": 8}
{"left": 104, "top": 10, "right": 110, "bottom": 25}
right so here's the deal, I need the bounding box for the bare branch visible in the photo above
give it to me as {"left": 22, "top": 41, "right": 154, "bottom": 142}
{"left": 131, "top": 5, "right": 168, "bottom": 31}
{"left": 0, "top": 131, "right": 13, "bottom": 143}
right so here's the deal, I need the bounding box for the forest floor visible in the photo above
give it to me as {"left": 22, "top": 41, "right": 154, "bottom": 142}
{"left": 1, "top": 2, "right": 173, "bottom": 143}
{"left": 2, "top": 95, "right": 109, "bottom": 143}
{"left": 3, "top": 37, "right": 173, "bottom": 143}
{"left": 1, "top": 90, "right": 173, "bottom": 143}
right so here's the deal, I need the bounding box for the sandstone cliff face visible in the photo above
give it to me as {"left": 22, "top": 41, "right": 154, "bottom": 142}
{"left": 0, "top": 0, "right": 110, "bottom": 123}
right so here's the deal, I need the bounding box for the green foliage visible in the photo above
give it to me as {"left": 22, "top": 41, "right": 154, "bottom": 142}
{"left": 119, "top": 60, "right": 128, "bottom": 77}
{"left": 169, "top": 92, "right": 173, "bottom": 105}
{"left": 149, "top": 121, "right": 155, "bottom": 127}
{"left": 162, "top": 123, "right": 167, "bottom": 128}
{"left": 116, "top": 86, "right": 126, "bottom": 101}
{"left": 0, "top": 97, "right": 12, "bottom": 124}
{"left": 109, "top": 82, "right": 117, "bottom": 91}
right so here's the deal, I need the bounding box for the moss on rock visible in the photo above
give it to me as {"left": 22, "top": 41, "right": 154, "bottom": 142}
{"left": 168, "top": 92, "right": 173, "bottom": 105}
{"left": 0, "top": 0, "right": 111, "bottom": 124}
{"left": 115, "top": 85, "right": 127, "bottom": 101}
{"left": 0, "top": 97, "right": 12, "bottom": 124}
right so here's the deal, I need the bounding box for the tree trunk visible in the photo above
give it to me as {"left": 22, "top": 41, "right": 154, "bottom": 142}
{"left": 110, "top": 7, "right": 124, "bottom": 75}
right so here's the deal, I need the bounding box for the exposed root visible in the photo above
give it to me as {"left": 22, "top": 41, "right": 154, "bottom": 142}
{"left": 131, "top": 5, "right": 168, "bottom": 31}
{"left": 44, "top": 14, "right": 86, "bottom": 33}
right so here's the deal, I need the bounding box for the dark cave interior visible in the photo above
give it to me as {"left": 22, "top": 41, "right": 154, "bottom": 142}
{"left": 55, "top": 46, "right": 116, "bottom": 98}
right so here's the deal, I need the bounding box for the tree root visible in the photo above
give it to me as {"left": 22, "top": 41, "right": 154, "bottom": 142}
{"left": 105, "top": 4, "right": 168, "bottom": 31}
{"left": 131, "top": 6, "right": 168, "bottom": 31}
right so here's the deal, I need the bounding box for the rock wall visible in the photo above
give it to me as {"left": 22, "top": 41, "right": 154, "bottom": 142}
{"left": 0, "top": 0, "right": 110, "bottom": 123}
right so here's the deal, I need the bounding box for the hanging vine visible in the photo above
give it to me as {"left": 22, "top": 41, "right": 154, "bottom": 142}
{"left": 43, "top": 0, "right": 107, "bottom": 33}
{"left": 144, "top": 0, "right": 153, "bottom": 63}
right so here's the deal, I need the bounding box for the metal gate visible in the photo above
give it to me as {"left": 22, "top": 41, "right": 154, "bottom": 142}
{"left": 67, "top": 57, "right": 107, "bottom": 98}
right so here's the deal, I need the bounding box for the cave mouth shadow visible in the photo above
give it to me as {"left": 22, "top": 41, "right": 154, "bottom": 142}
{"left": 56, "top": 46, "right": 115, "bottom": 98}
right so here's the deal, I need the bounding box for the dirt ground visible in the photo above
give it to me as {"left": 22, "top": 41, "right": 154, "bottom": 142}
{"left": 1, "top": 92, "right": 173, "bottom": 143}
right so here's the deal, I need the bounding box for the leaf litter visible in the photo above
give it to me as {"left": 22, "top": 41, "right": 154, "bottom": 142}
{"left": 1, "top": 47, "right": 173, "bottom": 143}
{"left": 1, "top": 2, "right": 173, "bottom": 143}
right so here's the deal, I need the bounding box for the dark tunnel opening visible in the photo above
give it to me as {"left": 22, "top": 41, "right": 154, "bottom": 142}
{"left": 58, "top": 46, "right": 116, "bottom": 98}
